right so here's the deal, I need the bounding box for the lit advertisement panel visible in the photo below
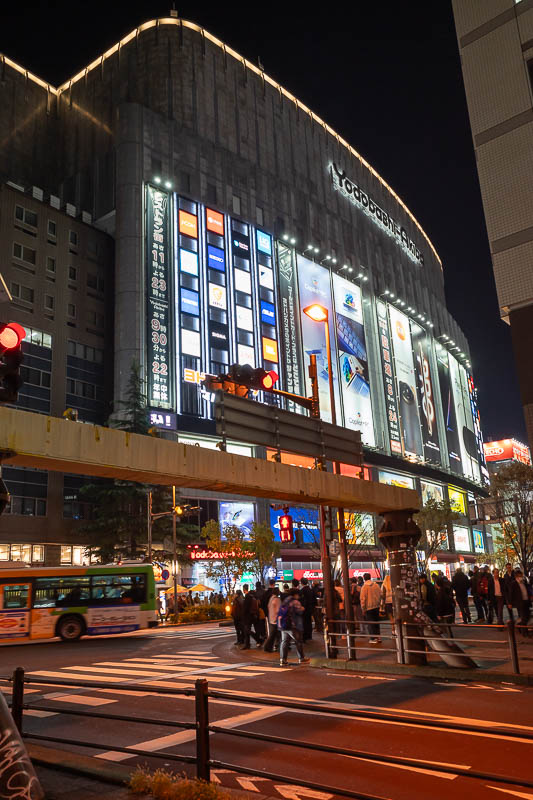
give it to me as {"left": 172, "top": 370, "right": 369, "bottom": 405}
{"left": 180, "top": 248, "right": 198, "bottom": 275}
{"left": 180, "top": 288, "right": 199, "bottom": 316}
{"left": 484, "top": 438, "right": 531, "bottom": 464}
{"left": 277, "top": 243, "right": 304, "bottom": 413}
{"left": 297, "top": 255, "right": 340, "bottom": 424}
{"left": 146, "top": 185, "right": 172, "bottom": 409}
{"left": 207, "top": 245, "right": 225, "bottom": 271}
{"left": 344, "top": 511, "right": 375, "bottom": 546}
{"left": 389, "top": 306, "right": 423, "bottom": 459}
{"left": 468, "top": 374, "right": 490, "bottom": 484}
{"left": 449, "top": 354, "right": 474, "bottom": 480}
{"left": 257, "top": 230, "right": 272, "bottom": 255}
{"left": 332, "top": 275, "right": 375, "bottom": 445}
{"left": 179, "top": 210, "right": 198, "bottom": 238}
{"left": 459, "top": 363, "right": 480, "bottom": 482}
{"left": 238, "top": 343, "right": 256, "bottom": 366}
{"left": 255, "top": 230, "right": 278, "bottom": 374}
{"left": 376, "top": 301, "right": 402, "bottom": 455}
{"left": 206, "top": 208, "right": 224, "bottom": 235}
{"left": 219, "top": 501, "right": 255, "bottom": 539}
{"left": 436, "top": 346, "right": 462, "bottom": 475}
{"left": 411, "top": 321, "right": 441, "bottom": 464}
{"left": 234, "top": 269, "right": 251, "bottom": 294}
{"left": 209, "top": 283, "right": 226, "bottom": 310}
{"left": 420, "top": 480, "right": 444, "bottom": 505}
{"left": 378, "top": 470, "right": 415, "bottom": 490}
{"left": 261, "top": 300, "right": 276, "bottom": 326}
{"left": 453, "top": 525, "right": 471, "bottom": 552}
{"left": 448, "top": 486, "right": 466, "bottom": 515}
{"left": 262, "top": 337, "right": 278, "bottom": 363}
{"left": 270, "top": 506, "right": 319, "bottom": 543}
{"left": 473, "top": 529, "right": 484, "bottom": 554}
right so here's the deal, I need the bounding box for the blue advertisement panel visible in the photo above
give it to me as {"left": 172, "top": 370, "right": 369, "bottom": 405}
{"left": 332, "top": 275, "right": 375, "bottom": 445}
{"left": 296, "top": 255, "right": 340, "bottom": 424}
{"left": 269, "top": 506, "right": 319, "bottom": 543}
{"left": 207, "top": 244, "right": 225, "bottom": 272}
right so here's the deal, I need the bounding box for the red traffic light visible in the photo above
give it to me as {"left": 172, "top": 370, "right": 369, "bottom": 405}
{"left": 260, "top": 370, "right": 279, "bottom": 391}
{"left": 0, "top": 322, "right": 25, "bottom": 351}
{"left": 279, "top": 513, "right": 294, "bottom": 543}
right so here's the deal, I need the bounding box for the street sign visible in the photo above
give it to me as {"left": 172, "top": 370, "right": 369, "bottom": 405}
{"left": 283, "top": 570, "right": 294, "bottom": 580}
{"left": 214, "top": 391, "right": 363, "bottom": 468}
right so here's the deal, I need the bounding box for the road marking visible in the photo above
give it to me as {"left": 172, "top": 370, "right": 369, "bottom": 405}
{"left": 29, "top": 671, "right": 126, "bottom": 683}
{"left": 61, "top": 666, "right": 171, "bottom": 677}
{"left": 211, "top": 769, "right": 235, "bottom": 784}
{"left": 347, "top": 753, "right": 460, "bottom": 780}
{"left": 235, "top": 776, "right": 271, "bottom": 792}
{"left": 276, "top": 785, "right": 332, "bottom": 800}
{"left": 434, "top": 682, "right": 521, "bottom": 693}
{"left": 487, "top": 788, "right": 533, "bottom": 799}
{"left": 25, "top": 710, "right": 57, "bottom": 718}
{"left": 42, "top": 693, "right": 116, "bottom": 706}
{"left": 241, "top": 666, "right": 292, "bottom": 673}
{"left": 94, "top": 662, "right": 195, "bottom": 672}
{"left": 325, "top": 673, "right": 396, "bottom": 681}
{"left": 97, "top": 705, "right": 283, "bottom": 762}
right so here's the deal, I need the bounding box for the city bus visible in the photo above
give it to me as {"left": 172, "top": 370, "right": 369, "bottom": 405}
{"left": 0, "top": 563, "right": 158, "bottom": 643}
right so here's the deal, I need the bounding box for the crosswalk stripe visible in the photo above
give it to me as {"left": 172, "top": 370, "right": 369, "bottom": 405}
{"left": 42, "top": 693, "right": 116, "bottom": 706}
{"left": 94, "top": 662, "right": 196, "bottom": 672}
{"left": 26, "top": 710, "right": 57, "bottom": 718}
{"left": 61, "top": 666, "right": 170, "bottom": 677}
{"left": 29, "top": 671, "right": 127, "bottom": 683}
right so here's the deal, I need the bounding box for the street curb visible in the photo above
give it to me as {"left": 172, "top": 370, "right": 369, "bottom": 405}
{"left": 156, "top": 617, "right": 231, "bottom": 629}
{"left": 27, "top": 742, "right": 133, "bottom": 785}
{"left": 310, "top": 657, "right": 533, "bottom": 685}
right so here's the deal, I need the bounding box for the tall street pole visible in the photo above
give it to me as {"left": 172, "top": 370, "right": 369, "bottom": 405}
{"left": 147, "top": 491, "right": 153, "bottom": 562}
{"left": 172, "top": 485, "right": 178, "bottom": 603}
{"left": 323, "top": 319, "right": 355, "bottom": 651}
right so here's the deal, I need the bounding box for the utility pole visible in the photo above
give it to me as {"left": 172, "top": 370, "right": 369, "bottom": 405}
{"left": 147, "top": 491, "right": 153, "bottom": 562}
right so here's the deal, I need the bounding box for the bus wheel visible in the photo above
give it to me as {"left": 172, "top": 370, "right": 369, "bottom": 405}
{"left": 57, "top": 615, "right": 85, "bottom": 641}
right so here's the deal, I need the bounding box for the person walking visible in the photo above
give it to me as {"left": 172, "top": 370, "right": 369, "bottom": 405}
{"left": 507, "top": 569, "right": 531, "bottom": 635}
{"left": 255, "top": 582, "right": 267, "bottom": 641}
{"left": 471, "top": 566, "right": 486, "bottom": 622}
{"left": 360, "top": 572, "right": 381, "bottom": 644}
{"left": 502, "top": 563, "right": 515, "bottom": 621}
{"left": 381, "top": 573, "right": 393, "bottom": 629}
{"left": 419, "top": 573, "right": 437, "bottom": 621}
{"left": 231, "top": 590, "right": 244, "bottom": 645}
{"left": 451, "top": 568, "right": 471, "bottom": 623}
{"left": 278, "top": 588, "right": 310, "bottom": 665}
{"left": 240, "top": 584, "right": 261, "bottom": 649}
{"left": 300, "top": 577, "right": 315, "bottom": 642}
{"left": 264, "top": 587, "right": 281, "bottom": 652}
{"left": 492, "top": 568, "right": 505, "bottom": 625}
{"left": 350, "top": 577, "right": 364, "bottom": 633}
{"left": 312, "top": 583, "right": 324, "bottom": 633}
{"left": 435, "top": 576, "right": 456, "bottom": 639}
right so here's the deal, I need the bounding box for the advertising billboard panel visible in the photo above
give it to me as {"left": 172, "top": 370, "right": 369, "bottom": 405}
{"left": 420, "top": 480, "right": 444, "bottom": 505}
{"left": 483, "top": 438, "right": 531, "bottom": 465}
{"left": 453, "top": 526, "right": 471, "bottom": 552}
{"left": 376, "top": 301, "right": 402, "bottom": 455}
{"left": 378, "top": 470, "right": 415, "bottom": 490}
{"left": 277, "top": 243, "right": 304, "bottom": 413}
{"left": 410, "top": 321, "right": 441, "bottom": 464}
{"left": 467, "top": 373, "right": 490, "bottom": 484}
{"left": 146, "top": 186, "right": 172, "bottom": 409}
{"left": 269, "top": 505, "right": 319, "bottom": 543}
{"left": 459, "top": 362, "right": 480, "bottom": 483}
{"left": 448, "top": 487, "right": 466, "bottom": 515}
{"left": 332, "top": 275, "right": 375, "bottom": 445}
{"left": 473, "top": 529, "right": 484, "bottom": 554}
{"left": 436, "top": 346, "right": 463, "bottom": 475}
{"left": 388, "top": 306, "right": 423, "bottom": 459}
{"left": 344, "top": 511, "right": 375, "bottom": 546}
{"left": 449, "top": 354, "right": 475, "bottom": 480}
{"left": 219, "top": 501, "right": 255, "bottom": 539}
{"left": 296, "top": 255, "right": 339, "bottom": 424}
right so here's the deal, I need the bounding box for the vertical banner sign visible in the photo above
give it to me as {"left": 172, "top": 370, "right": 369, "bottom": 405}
{"left": 388, "top": 306, "right": 423, "bottom": 460}
{"left": 459, "top": 362, "right": 481, "bottom": 483}
{"left": 449, "top": 354, "right": 473, "bottom": 480}
{"left": 468, "top": 373, "right": 490, "bottom": 486}
{"left": 410, "top": 321, "right": 441, "bottom": 464}
{"left": 376, "top": 301, "right": 402, "bottom": 454}
{"left": 146, "top": 186, "right": 172, "bottom": 409}
{"left": 436, "top": 346, "right": 462, "bottom": 475}
{"left": 296, "top": 255, "right": 340, "bottom": 424}
{"left": 332, "top": 275, "right": 375, "bottom": 445}
{"left": 277, "top": 242, "right": 305, "bottom": 413}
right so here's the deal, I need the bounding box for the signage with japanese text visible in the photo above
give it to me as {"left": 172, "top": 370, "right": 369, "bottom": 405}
{"left": 146, "top": 186, "right": 172, "bottom": 409}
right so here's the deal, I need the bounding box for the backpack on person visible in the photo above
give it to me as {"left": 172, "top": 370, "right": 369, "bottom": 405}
{"left": 277, "top": 602, "right": 292, "bottom": 631}
{"left": 478, "top": 575, "right": 489, "bottom": 596}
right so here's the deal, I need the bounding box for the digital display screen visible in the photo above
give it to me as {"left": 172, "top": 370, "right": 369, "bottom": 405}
{"left": 236, "top": 306, "right": 253, "bottom": 331}
{"left": 181, "top": 329, "right": 201, "bottom": 357}
{"left": 219, "top": 502, "right": 255, "bottom": 539}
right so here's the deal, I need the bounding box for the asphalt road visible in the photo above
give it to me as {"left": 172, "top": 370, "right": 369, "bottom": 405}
{"left": 1, "top": 624, "right": 533, "bottom": 800}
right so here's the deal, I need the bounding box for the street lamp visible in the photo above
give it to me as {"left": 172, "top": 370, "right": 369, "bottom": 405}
{"left": 302, "top": 304, "right": 355, "bottom": 653}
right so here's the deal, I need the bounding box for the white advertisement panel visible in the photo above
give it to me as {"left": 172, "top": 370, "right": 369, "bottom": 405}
{"left": 332, "top": 275, "right": 375, "bottom": 445}
{"left": 453, "top": 526, "right": 471, "bottom": 553}
{"left": 449, "top": 354, "right": 474, "bottom": 480}
{"left": 388, "top": 306, "right": 423, "bottom": 459}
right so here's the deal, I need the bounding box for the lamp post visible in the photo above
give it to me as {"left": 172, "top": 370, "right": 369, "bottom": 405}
{"left": 303, "top": 304, "right": 355, "bottom": 654}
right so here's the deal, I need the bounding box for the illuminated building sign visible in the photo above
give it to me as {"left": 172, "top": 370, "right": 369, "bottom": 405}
{"left": 207, "top": 244, "right": 225, "bottom": 271}
{"left": 448, "top": 487, "right": 466, "bottom": 515}
{"left": 180, "top": 248, "right": 198, "bottom": 275}
{"left": 389, "top": 305, "right": 423, "bottom": 460}
{"left": 453, "top": 526, "right": 471, "bottom": 552}
{"left": 484, "top": 438, "right": 531, "bottom": 465}
{"left": 262, "top": 337, "right": 278, "bottom": 363}
{"left": 260, "top": 300, "right": 276, "bottom": 326}
{"left": 206, "top": 208, "right": 224, "bottom": 235}
{"left": 180, "top": 288, "right": 199, "bottom": 315}
{"left": 189, "top": 548, "right": 254, "bottom": 560}
{"left": 330, "top": 162, "right": 424, "bottom": 266}
{"left": 473, "top": 529, "right": 484, "bottom": 554}
{"left": 256, "top": 230, "right": 272, "bottom": 255}
{"left": 148, "top": 410, "right": 178, "bottom": 430}
{"left": 146, "top": 186, "right": 172, "bottom": 409}
{"left": 411, "top": 321, "right": 441, "bottom": 464}
{"left": 179, "top": 210, "right": 198, "bottom": 238}
{"left": 376, "top": 301, "right": 402, "bottom": 454}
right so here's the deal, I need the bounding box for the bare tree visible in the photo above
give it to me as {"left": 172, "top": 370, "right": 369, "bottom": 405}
{"left": 414, "top": 499, "right": 460, "bottom": 572}
{"left": 489, "top": 462, "right": 533, "bottom": 575}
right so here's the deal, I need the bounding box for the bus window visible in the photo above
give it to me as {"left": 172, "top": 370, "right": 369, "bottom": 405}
{"left": 3, "top": 584, "right": 30, "bottom": 609}
{"left": 34, "top": 576, "right": 90, "bottom": 608}
{"left": 90, "top": 574, "right": 146, "bottom": 605}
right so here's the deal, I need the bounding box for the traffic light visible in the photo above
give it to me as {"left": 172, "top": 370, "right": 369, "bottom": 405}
{"left": 216, "top": 364, "right": 279, "bottom": 398}
{"left": 0, "top": 322, "right": 26, "bottom": 404}
{"left": 279, "top": 512, "right": 294, "bottom": 543}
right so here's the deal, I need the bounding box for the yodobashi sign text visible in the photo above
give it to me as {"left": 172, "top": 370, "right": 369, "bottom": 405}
{"left": 330, "top": 163, "right": 424, "bottom": 266}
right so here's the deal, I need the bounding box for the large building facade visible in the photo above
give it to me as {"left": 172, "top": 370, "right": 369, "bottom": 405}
{"left": 452, "top": 0, "right": 533, "bottom": 447}
{"left": 0, "top": 18, "right": 490, "bottom": 576}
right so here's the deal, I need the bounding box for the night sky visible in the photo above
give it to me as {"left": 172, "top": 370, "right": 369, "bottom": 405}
{"left": 4, "top": 2, "right": 525, "bottom": 441}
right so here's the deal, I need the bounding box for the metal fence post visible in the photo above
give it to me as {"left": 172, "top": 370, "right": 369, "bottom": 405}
{"left": 346, "top": 622, "right": 357, "bottom": 662}
{"left": 395, "top": 619, "right": 405, "bottom": 665}
{"left": 11, "top": 666, "right": 25, "bottom": 734}
{"left": 195, "top": 679, "right": 210, "bottom": 781}
{"left": 506, "top": 620, "right": 520, "bottom": 674}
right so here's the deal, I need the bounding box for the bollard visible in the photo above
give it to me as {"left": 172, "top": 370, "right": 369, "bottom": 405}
{"left": 322, "top": 617, "right": 330, "bottom": 660}
{"left": 0, "top": 684, "right": 44, "bottom": 799}
{"left": 395, "top": 619, "right": 405, "bottom": 665}
{"left": 195, "top": 679, "right": 210, "bottom": 782}
{"left": 506, "top": 619, "right": 520, "bottom": 674}
{"left": 11, "top": 667, "right": 25, "bottom": 734}
{"left": 346, "top": 623, "right": 357, "bottom": 662}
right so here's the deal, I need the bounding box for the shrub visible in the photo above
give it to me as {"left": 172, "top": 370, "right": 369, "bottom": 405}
{"left": 129, "top": 766, "right": 233, "bottom": 800}
{"left": 171, "top": 604, "right": 227, "bottom": 625}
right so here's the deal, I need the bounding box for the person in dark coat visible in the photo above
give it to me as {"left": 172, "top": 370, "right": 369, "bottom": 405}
{"left": 299, "top": 577, "right": 315, "bottom": 642}
{"left": 451, "top": 568, "right": 471, "bottom": 623}
{"left": 470, "top": 566, "right": 486, "bottom": 622}
{"left": 435, "top": 577, "right": 456, "bottom": 638}
{"left": 240, "top": 584, "right": 261, "bottom": 649}
{"left": 419, "top": 574, "right": 437, "bottom": 621}
{"left": 507, "top": 569, "right": 531, "bottom": 635}
{"left": 502, "top": 563, "right": 515, "bottom": 620}
{"left": 231, "top": 590, "right": 244, "bottom": 645}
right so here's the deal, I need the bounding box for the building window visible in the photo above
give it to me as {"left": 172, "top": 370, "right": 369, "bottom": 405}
{"left": 15, "top": 205, "right": 38, "bottom": 228}
{"left": 44, "top": 294, "right": 55, "bottom": 311}
{"left": 69, "top": 230, "right": 78, "bottom": 247}
{"left": 87, "top": 273, "right": 104, "bottom": 291}
{"left": 48, "top": 220, "right": 57, "bottom": 238}
{"left": 10, "top": 544, "right": 32, "bottom": 563}
{"left": 207, "top": 184, "right": 217, "bottom": 204}
{"left": 180, "top": 171, "right": 191, "bottom": 193}
{"left": 46, "top": 256, "right": 56, "bottom": 273}
{"left": 10, "top": 282, "right": 34, "bottom": 303}
{"left": 68, "top": 266, "right": 77, "bottom": 281}
{"left": 24, "top": 326, "right": 52, "bottom": 348}
{"left": 32, "top": 545, "right": 44, "bottom": 563}
{"left": 87, "top": 238, "right": 98, "bottom": 259}
{"left": 13, "top": 242, "right": 36, "bottom": 265}
{"left": 256, "top": 206, "right": 264, "bottom": 226}
{"left": 67, "top": 303, "right": 76, "bottom": 318}
{"left": 72, "top": 546, "right": 84, "bottom": 566}
{"left": 21, "top": 366, "right": 51, "bottom": 388}
{"left": 67, "top": 379, "right": 96, "bottom": 399}
{"left": 87, "top": 310, "right": 104, "bottom": 328}
{"left": 0, "top": 544, "right": 9, "bottom": 560}
{"left": 6, "top": 497, "right": 47, "bottom": 517}
{"left": 60, "top": 546, "right": 72, "bottom": 565}
{"left": 232, "top": 195, "right": 241, "bottom": 215}
{"left": 67, "top": 340, "right": 104, "bottom": 363}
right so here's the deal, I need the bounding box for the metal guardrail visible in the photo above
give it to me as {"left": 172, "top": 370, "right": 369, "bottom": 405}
{"left": 3, "top": 667, "right": 533, "bottom": 798}
{"left": 323, "top": 616, "right": 532, "bottom": 672}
